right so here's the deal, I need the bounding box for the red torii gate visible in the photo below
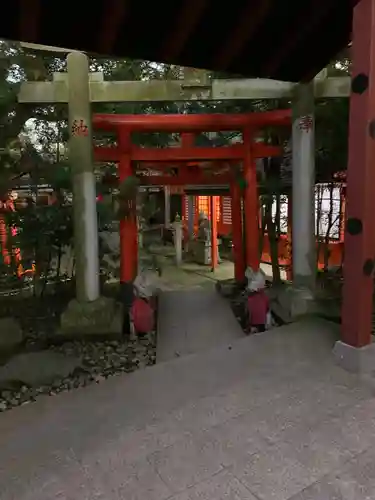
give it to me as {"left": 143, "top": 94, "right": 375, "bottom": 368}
{"left": 93, "top": 110, "right": 291, "bottom": 287}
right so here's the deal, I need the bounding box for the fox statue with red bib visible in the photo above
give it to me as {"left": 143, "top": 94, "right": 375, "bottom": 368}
{"left": 245, "top": 267, "right": 272, "bottom": 334}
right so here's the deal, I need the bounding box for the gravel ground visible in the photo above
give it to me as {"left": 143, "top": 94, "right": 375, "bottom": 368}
{"left": 0, "top": 284, "right": 158, "bottom": 413}
{"left": 0, "top": 333, "right": 156, "bottom": 412}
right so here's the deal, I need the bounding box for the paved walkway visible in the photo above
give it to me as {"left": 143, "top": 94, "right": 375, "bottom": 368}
{"left": 1, "top": 318, "right": 375, "bottom": 499}
{"left": 156, "top": 289, "right": 244, "bottom": 362}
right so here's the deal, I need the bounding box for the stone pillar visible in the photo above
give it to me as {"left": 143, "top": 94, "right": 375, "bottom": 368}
{"left": 138, "top": 219, "right": 144, "bottom": 249}
{"left": 59, "top": 52, "right": 122, "bottom": 337}
{"left": 333, "top": 0, "right": 375, "bottom": 374}
{"left": 173, "top": 215, "right": 183, "bottom": 266}
{"left": 66, "top": 51, "right": 99, "bottom": 303}
{"left": 292, "top": 82, "right": 316, "bottom": 291}
{"left": 164, "top": 186, "right": 171, "bottom": 227}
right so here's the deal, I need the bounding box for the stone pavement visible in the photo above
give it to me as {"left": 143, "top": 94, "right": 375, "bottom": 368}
{"left": 156, "top": 289, "right": 244, "bottom": 362}
{"left": 1, "top": 318, "right": 375, "bottom": 499}
{"left": 146, "top": 243, "right": 287, "bottom": 288}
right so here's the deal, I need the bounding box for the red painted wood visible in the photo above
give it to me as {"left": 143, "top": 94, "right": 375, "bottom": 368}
{"left": 93, "top": 110, "right": 291, "bottom": 132}
{"left": 95, "top": 111, "right": 288, "bottom": 284}
{"left": 97, "top": 0, "right": 128, "bottom": 53}
{"left": 230, "top": 183, "right": 245, "bottom": 281}
{"left": 94, "top": 146, "right": 119, "bottom": 162}
{"left": 341, "top": 0, "right": 375, "bottom": 348}
{"left": 133, "top": 145, "right": 245, "bottom": 162}
{"left": 210, "top": 196, "right": 218, "bottom": 270}
{"left": 94, "top": 144, "right": 283, "bottom": 163}
{"left": 0, "top": 214, "right": 10, "bottom": 265}
{"left": 243, "top": 129, "right": 260, "bottom": 270}
{"left": 139, "top": 175, "right": 233, "bottom": 185}
{"left": 261, "top": 235, "right": 343, "bottom": 271}
{"left": 118, "top": 131, "right": 137, "bottom": 283}
{"left": 181, "top": 132, "right": 196, "bottom": 147}
{"left": 160, "top": 0, "right": 210, "bottom": 61}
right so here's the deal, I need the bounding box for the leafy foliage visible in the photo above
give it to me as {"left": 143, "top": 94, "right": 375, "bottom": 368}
{"left": 315, "top": 52, "right": 349, "bottom": 181}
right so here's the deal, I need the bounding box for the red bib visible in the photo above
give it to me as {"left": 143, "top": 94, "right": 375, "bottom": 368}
{"left": 131, "top": 297, "right": 154, "bottom": 333}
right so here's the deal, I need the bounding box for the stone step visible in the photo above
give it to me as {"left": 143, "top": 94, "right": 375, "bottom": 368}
{"left": 156, "top": 288, "right": 244, "bottom": 362}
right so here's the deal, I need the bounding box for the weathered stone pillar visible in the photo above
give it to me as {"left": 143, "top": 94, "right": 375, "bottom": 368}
{"left": 292, "top": 82, "right": 316, "bottom": 291}
{"left": 173, "top": 215, "right": 183, "bottom": 266}
{"left": 270, "top": 82, "right": 318, "bottom": 324}
{"left": 66, "top": 51, "right": 100, "bottom": 302}
{"left": 59, "top": 52, "right": 122, "bottom": 337}
{"left": 164, "top": 186, "right": 171, "bottom": 227}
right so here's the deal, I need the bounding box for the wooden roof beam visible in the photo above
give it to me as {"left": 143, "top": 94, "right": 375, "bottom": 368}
{"left": 159, "top": 0, "right": 209, "bottom": 61}
{"left": 19, "top": 0, "right": 41, "bottom": 43}
{"left": 212, "top": 0, "right": 271, "bottom": 70}
{"left": 262, "top": 0, "right": 336, "bottom": 77}
{"left": 97, "top": 0, "right": 128, "bottom": 55}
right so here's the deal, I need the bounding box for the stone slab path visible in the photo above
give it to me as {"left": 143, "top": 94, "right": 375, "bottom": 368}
{"left": 1, "top": 318, "right": 375, "bottom": 499}
{"left": 156, "top": 288, "right": 244, "bottom": 362}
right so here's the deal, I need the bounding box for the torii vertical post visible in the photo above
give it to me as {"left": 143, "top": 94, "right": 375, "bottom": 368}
{"left": 339, "top": 0, "right": 375, "bottom": 350}
{"left": 59, "top": 53, "right": 123, "bottom": 336}
{"left": 67, "top": 51, "right": 100, "bottom": 303}
{"left": 118, "top": 130, "right": 138, "bottom": 325}
{"left": 181, "top": 133, "right": 196, "bottom": 244}
{"left": 243, "top": 128, "right": 260, "bottom": 270}
{"left": 230, "top": 182, "right": 245, "bottom": 281}
{"left": 292, "top": 82, "right": 316, "bottom": 290}
{"left": 210, "top": 196, "right": 218, "bottom": 271}
{"left": 164, "top": 186, "right": 171, "bottom": 227}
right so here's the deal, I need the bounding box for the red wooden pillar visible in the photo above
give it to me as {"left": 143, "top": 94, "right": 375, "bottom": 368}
{"left": 341, "top": 0, "right": 375, "bottom": 348}
{"left": 181, "top": 133, "right": 195, "bottom": 241}
{"left": 210, "top": 196, "right": 218, "bottom": 271}
{"left": 243, "top": 128, "right": 260, "bottom": 270}
{"left": 182, "top": 194, "right": 186, "bottom": 221}
{"left": 230, "top": 182, "right": 245, "bottom": 281}
{"left": 118, "top": 131, "right": 138, "bottom": 284}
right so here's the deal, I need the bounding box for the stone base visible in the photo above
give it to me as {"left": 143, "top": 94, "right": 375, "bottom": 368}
{"left": 120, "top": 281, "right": 134, "bottom": 337}
{"left": 58, "top": 296, "right": 123, "bottom": 339}
{"left": 0, "top": 317, "right": 23, "bottom": 359}
{"left": 215, "top": 279, "right": 245, "bottom": 298}
{"left": 192, "top": 240, "right": 221, "bottom": 266}
{"left": 269, "top": 285, "right": 316, "bottom": 324}
{"left": 333, "top": 340, "right": 375, "bottom": 377}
